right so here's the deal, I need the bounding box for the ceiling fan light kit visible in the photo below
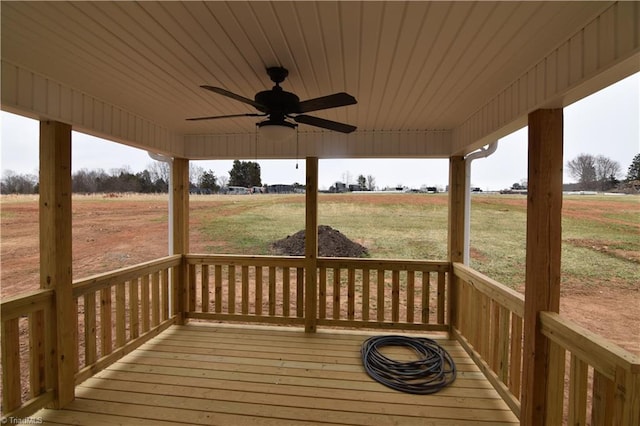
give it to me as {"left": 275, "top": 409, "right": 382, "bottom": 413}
{"left": 257, "top": 119, "right": 297, "bottom": 142}
{"left": 188, "top": 67, "right": 357, "bottom": 141}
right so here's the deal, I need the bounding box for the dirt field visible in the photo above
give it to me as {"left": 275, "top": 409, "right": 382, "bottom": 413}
{"left": 1, "top": 193, "right": 638, "bottom": 357}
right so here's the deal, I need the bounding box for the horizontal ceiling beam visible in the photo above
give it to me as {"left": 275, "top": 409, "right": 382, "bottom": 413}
{"left": 183, "top": 130, "right": 452, "bottom": 160}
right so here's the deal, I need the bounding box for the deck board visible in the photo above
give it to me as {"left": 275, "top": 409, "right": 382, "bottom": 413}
{"left": 29, "top": 323, "right": 519, "bottom": 425}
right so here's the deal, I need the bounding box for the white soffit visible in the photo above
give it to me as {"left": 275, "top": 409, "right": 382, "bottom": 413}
{"left": 1, "top": 1, "right": 637, "bottom": 159}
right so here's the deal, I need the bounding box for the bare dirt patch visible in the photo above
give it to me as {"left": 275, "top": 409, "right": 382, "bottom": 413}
{"left": 565, "top": 238, "right": 640, "bottom": 264}
{"left": 271, "top": 225, "right": 369, "bottom": 257}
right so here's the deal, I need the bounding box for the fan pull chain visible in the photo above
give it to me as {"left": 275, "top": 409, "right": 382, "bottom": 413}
{"left": 295, "top": 129, "right": 299, "bottom": 169}
{"left": 254, "top": 124, "right": 259, "bottom": 160}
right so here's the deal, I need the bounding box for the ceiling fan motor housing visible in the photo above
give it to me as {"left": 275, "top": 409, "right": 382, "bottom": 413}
{"left": 255, "top": 89, "right": 300, "bottom": 119}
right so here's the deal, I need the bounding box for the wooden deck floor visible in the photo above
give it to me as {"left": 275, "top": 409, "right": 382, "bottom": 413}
{"left": 31, "top": 323, "right": 519, "bottom": 425}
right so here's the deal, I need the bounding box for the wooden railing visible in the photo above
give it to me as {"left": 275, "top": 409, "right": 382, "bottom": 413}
{"left": 315, "top": 258, "right": 449, "bottom": 331}
{"left": 72, "top": 255, "right": 181, "bottom": 384}
{"left": 184, "top": 255, "right": 306, "bottom": 325}
{"left": 1, "top": 289, "right": 55, "bottom": 419}
{"left": 540, "top": 311, "right": 640, "bottom": 425}
{"left": 0, "top": 255, "right": 182, "bottom": 419}
{"left": 451, "top": 262, "right": 525, "bottom": 418}
{"left": 184, "top": 255, "right": 449, "bottom": 331}
{"left": 4, "top": 254, "right": 637, "bottom": 424}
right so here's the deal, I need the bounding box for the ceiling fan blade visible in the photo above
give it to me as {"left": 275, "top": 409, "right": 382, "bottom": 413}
{"left": 293, "top": 114, "right": 356, "bottom": 133}
{"left": 201, "top": 85, "right": 267, "bottom": 112}
{"left": 297, "top": 92, "right": 357, "bottom": 113}
{"left": 186, "top": 113, "right": 264, "bottom": 121}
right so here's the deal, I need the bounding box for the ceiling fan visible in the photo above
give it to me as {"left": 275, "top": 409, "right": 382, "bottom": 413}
{"left": 187, "top": 67, "right": 357, "bottom": 136}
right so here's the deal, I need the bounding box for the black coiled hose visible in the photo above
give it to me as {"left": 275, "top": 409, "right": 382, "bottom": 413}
{"left": 361, "top": 335, "right": 457, "bottom": 394}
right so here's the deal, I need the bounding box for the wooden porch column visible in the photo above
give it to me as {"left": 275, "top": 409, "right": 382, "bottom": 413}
{"left": 39, "top": 120, "right": 75, "bottom": 408}
{"left": 521, "top": 109, "right": 563, "bottom": 426}
{"left": 171, "top": 158, "right": 189, "bottom": 324}
{"left": 447, "top": 155, "right": 465, "bottom": 329}
{"left": 304, "top": 157, "right": 319, "bottom": 333}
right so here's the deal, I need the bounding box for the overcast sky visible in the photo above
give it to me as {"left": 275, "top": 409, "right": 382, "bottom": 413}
{"left": 1, "top": 73, "right": 638, "bottom": 191}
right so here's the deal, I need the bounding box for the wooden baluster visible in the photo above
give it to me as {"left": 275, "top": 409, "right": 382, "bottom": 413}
{"left": 497, "top": 305, "right": 510, "bottom": 383}
{"left": 296, "top": 267, "right": 304, "bottom": 318}
{"left": 84, "top": 292, "right": 97, "bottom": 366}
{"left": 129, "top": 278, "right": 139, "bottom": 340}
{"left": 242, "top": 265, "right": 249, "bottom": 315}
{"left": 100, "top": 287, "right": 112, "bottom": 355}
{"left": 422, "top": 271, "right": 430, "bottom": 323}
{"left": 489, "top": 300, "right": 499, "bottom": 372}
{"left": 362, "top": 269, "right": 370, "bottom": 321}
{"left": 2, "top": 317, "right": 21, "bottom": 411}
{"left": 161, "top": 268, "right": 169, "bottom": 321}
{"left": 568, "top": 355, "right": 588, "bottom": 426}
{"left": 333, "top": 268, "right": 341, "bottom": 320}
{"left": 29, "top": 310, "right": 46, "bottom": 397}
{"left": 151, "top": 271, "right": 160, "bottom": 326}
{"left": 201, "top": 265, "right": 209, "bottom": 313}
{"left": 391, "top": 270, "right": 400, "bottom": 322}
{"left": 228, "top": 265, "right": 236, "bottom": 314}
{"left": 613, "top": 365, "right": 638, "bottom": 425}
{"left": 509, "top": 313, "right": 523, "bottom": 400}
{"left": 592, "top": 370, "right": 615, "bottom": 426}
{"left": 188, "top": 264, "right": 196, "bottom": 313}
{"left": 406, "top": 270, "right": 415, "bottom": 323}
{"left": 437, "top": 271, "right": 445, "bottom": 324}
{"left": 459, "top": 280, "right": 467, "bottom": 335}
{"left": 478, "top": 293, "right": 489, "bottom": 358}
{"left": 115, "top": 282, "right": 126, "bottom": 347}
{"left": 255, "top": 266, "right": 263, "bottom": 315}
{"left": 545, "top": 340, "right": 566, "bottom": 426}
{"left": 141, "top": 275, "right": 150, "bottom": 333}
{"left": 377, "top": 269, "right": 385, "bottom": 322}
{"left": 268, "top": 266, "right": 276, "bottom": 316}
{"left": 214, "top": 265, "right": 222, "bottom": 313}
{"left": 319, "top": 267, "right": 327, "bottom": 319}
{"left": 348, "top": 268, "right": 356, "bottom": 320}
{"left": 283, "top": 266, "right": 290, "bottom": 317}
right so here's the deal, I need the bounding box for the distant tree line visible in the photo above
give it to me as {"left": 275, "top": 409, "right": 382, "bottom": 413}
{"left": 0, "top": 160, "right": 262, "bottom": 195}
{"left": 566, "top": 153, "right": 627, "bottom": 191}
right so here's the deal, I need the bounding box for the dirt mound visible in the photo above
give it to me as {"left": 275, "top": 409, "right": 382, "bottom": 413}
{"left": 271, "top": 225, "right": 369, "bottom": 257}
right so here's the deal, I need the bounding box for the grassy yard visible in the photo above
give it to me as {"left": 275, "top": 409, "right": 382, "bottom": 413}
{"left": 190, "top": 193, "right": 639, "bottom": 291}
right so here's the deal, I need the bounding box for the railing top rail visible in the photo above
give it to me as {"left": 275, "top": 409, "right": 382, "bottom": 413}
{"left": 452, "top": 262, "right": 524, "bottom": 317}
{"left": 317, "top": 257, "right": 450, "bottom": 271}
{"left": 1, "top": 288, "right": 54, "bottom": 320}
{"left": 72, "top": 254, "right": 182, "bottom": 298}
{"left": 185, "top": 254, "right": 305, "bottom": 267}
{"left": 540, "top": 311, "right": 640, "bottom": 378}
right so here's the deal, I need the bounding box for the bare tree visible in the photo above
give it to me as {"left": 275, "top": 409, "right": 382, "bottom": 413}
{"left": 595, "top": 155, "right": 621, "bottom": 190}
{"left": 366, "top": 175, "right": 376, "bottom": 191}
{"left": 189, "top": 164, "right": 204, "bottom": 187}
{"left": 567, "top": 154, "right": 596, "bottom": 190}
{"left": 147, "top": 161, "right": 170, "bottom": 184}
{"left": 218, "top": 175, "right": 229, "bottom": 189}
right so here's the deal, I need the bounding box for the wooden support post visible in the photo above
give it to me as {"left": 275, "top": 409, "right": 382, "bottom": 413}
{"left": 39, "top": 120, "right": 75, "bottom": 408}
{"left": 304, "top": 157, "right": 319, "bottom": 333}
{"left": 521, "top": 108, "right": 563, "bottom": 426}
{"left": 447, "top": 156, "right": 465, "bottom": 329}
{"left": 172, "top": 158, "right": 189, "bottom": 324}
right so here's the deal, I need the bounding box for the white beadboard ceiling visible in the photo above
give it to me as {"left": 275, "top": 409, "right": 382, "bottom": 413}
{"left": 1, "top": 1, "right": 638, "bottom": 159}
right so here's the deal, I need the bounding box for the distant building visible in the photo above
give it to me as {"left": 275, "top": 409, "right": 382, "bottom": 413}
{"left": 225, "top": 186, "right": 250, "bottom": 195}
{"left": 329, "top": 182, "right": 348, "bottom": 193}
{"left": 266, "top": 184, "right": 297, "bottom": 194}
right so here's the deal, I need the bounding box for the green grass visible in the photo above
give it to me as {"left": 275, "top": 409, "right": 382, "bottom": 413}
{"left": 190, "top": 193, "right": 639, "bottom": 291}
